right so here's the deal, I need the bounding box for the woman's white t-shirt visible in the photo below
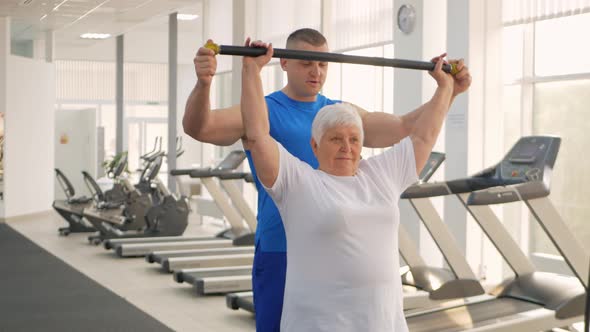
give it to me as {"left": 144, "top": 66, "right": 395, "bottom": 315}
{"left": 264, "top": 137, "right": 418, "bottom": 332}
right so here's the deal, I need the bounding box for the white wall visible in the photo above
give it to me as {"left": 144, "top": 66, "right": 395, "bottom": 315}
{"left": 54, "top": 108, "right": 97, "bottom": 200}
{"left": 177, "top": 63, "right": 203, "bottom": 169}
{"left": 4, "top": 55, "right": 55, "bottom": 218}
{"left": 467, "top": 0, "right": 505, "bottom": 285}
{"left": 420, "top": 0, "right": 448, "bottom": 269}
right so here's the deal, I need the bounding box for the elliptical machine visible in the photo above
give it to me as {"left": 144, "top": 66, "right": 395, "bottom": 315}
{"left": 84, "top": 155, "right": 188, "bottom": 244}
{"left": 101, "top": 152, "right": 131, "bottom": 205}
{"left": 82, "top": 156, "right": 158, "bottom": 244}
{"left": 52, "top": 168, "right": 95, "bottom": 235}
{"left": 142, "top": 156, "right": 190, "bottom": 238}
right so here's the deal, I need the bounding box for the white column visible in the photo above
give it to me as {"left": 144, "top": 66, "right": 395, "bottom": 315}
{"left": 393, "top": 0, "right": 425, "bottom": 262}
{"left": 471, "top": 0, "right": 505, "bottom": 285}
{"left": 115, "top": 35, "right": 124, "bottom": 154}
{"left": 0, "top": 17, "right": 9, "bottom": 120}
{"left": 231, "top": 0, "right": 245, "bottom": 108}
{"left": 445, "top": 0, "right": 504, "bottom": 283}
{"left": 33, "top": 39, "right": 44, "bottom": 60}
{"left": 320, "top": 0, "right": 333, "bottom": 41}
{"left": 421, "top": 0, "right": 448, "bottom": 269}
{"left": 394, "top": 0, "right": 449, "bottom": 267}
{"left": 0, "top": 17, "right": 9, "bottom": 217}
{"left": 444, "top": 0, "right": 473, "bottom": 265}
{"left": 168, "top": 13, "right": 178, "bottom": 192}
{"left": 45, "top": 30, "right": 54, "bottom": 62}
{"left": 227, "top": 0, "right": 256, "bottom": 156}
{"left": 231, "top": 0, "right": 257, "bottom": 106}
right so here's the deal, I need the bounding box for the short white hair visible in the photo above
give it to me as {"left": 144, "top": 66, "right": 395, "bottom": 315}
{"left": 311, "top": 103, "right": 364, "bottom": 144}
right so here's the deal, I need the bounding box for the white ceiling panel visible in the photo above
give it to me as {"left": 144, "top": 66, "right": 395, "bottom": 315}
{"left": 0, "top": 0, "right": 203, "bottom": 62}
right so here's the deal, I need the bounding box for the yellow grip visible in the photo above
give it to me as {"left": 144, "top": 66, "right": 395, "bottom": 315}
{"left": 450, "top": 63, "right": 459, "bottom": 75}
{"left": 204, "top": 41, "right": 220, "bottom": 54}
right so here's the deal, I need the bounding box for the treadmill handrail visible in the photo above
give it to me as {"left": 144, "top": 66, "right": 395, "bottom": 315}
{"left": 401, "top": 176, "right": 525, "bottom": 199}
{"left": 169, "top": 150, "right": 247, "bottom": 179}
{"left": 170, "top": 168, "right": 207, "bottom": 176}
{"left": 215, "top": 150, "right": 247, "bottom": 171}
{"left": 467, "top": 180, "right": 550, "bottom": 206}
{"left": 419, "top": 151, "right": 445, "bottom": 183}
{"left": 189, "top": 169, "right": 218, "bottom": 178}
{"left": 215, "top": 172, "right": 252, "bottom": 180}
{"left": 401, "top": 182, "right": 452, "bottom": 199}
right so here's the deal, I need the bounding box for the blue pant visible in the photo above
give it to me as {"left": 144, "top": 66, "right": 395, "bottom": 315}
{"left": 252, "top": 246, "right": 287, "bottom": 332}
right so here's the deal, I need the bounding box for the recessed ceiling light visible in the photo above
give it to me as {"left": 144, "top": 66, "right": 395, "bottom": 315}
{"left": 80, "top": 33, "right": 111, "bottom": 39}
{"left": 177, "top": 14, "right": 199, "bottom": 21}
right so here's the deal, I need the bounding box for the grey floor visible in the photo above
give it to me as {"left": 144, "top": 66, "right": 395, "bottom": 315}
{"left": 5, "top": 211, "right": 256, "bottom": 332}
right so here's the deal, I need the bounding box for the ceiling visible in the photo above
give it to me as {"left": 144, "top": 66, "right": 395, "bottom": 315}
{"left": 0, "top": 0, "right": 204, "bottom": 62}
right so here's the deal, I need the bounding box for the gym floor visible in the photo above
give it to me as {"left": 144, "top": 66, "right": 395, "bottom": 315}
{"left": 1, "top": 212, "right": 256, "bottom": 332}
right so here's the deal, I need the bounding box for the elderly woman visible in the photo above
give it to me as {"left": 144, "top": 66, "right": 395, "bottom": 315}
{"left": 240, "top": 39, "right": 465, "bottom": 332}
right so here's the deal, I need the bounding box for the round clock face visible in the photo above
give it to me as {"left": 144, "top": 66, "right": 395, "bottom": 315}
{"left": 397, "top": 4, "right": 416, "bottom": 34}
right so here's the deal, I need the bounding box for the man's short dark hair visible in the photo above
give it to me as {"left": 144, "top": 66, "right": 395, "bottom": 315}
{"left": 286, "top": 28, "right": 327, "bottom": 49}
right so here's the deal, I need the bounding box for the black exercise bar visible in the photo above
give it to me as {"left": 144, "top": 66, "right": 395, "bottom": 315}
{"left": 205, "top": 42, "right": 458, "bottom": 75}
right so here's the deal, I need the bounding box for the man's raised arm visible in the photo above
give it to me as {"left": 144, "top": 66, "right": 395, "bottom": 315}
{"left": 354, "top": 57, "right": 471, "bottom": 148}
{"left": 183, "top": 40, "right": 244, "bottom": 146}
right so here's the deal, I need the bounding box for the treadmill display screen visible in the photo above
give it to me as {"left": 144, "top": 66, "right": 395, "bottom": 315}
{"left": 509, "top": 142, "right": 539, "bottom": 164}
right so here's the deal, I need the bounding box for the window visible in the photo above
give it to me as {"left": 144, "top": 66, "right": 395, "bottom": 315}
{"left": 56, "top": 60, "right": 170, "bottom": 179}
{"left": 502, "top": 6, "right": 590, "bottom": 269}
{"left": 125, "top": 104, "right": 168, "bottom": 173}
{"left": 534, "top": 13, "right": 590, "bottom": 76}
{"left": 532, "top": 79, "right": 590, "bottom": 254}
{"left": 322, "top": 44, "right": 395, "bottom": 159}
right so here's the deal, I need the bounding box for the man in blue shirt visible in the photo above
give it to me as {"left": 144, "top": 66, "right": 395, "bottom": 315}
{"left": 183, "top": 28, "right": 471, "bottom": 331}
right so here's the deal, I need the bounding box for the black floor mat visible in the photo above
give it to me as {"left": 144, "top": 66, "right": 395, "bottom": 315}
{"left": 0, "top": 223, "right": 173, "bottom": 332}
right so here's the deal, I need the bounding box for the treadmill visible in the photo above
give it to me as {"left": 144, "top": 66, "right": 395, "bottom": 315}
{"left": 106, "top": 151, "right": 256, "bottom": 257}
{"left": 153, "top": 172, "right": 259, "bottom": 293}
{"left": 398, "top": 152, "right": 485, "bottom": 310}
{"left": 148, "top": 172, "right": 256, "bottom": 272}
{"left": 226, "top": 151, "right": 486, "bottom": 310}
{"left": 405, "top": 136, "right": 588, "bottom": 331}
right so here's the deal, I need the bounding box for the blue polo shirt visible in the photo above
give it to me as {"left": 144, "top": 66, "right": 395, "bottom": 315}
{"left": 245, "top": 90, "right": 340, "bottom": 252}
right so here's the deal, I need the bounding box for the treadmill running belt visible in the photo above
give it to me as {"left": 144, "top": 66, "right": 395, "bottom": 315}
{"left": 0, "top": 223, "right": 172, "bottom": 332}
{"left": 406, "top": 298, "right": 541, "bottom": 332}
